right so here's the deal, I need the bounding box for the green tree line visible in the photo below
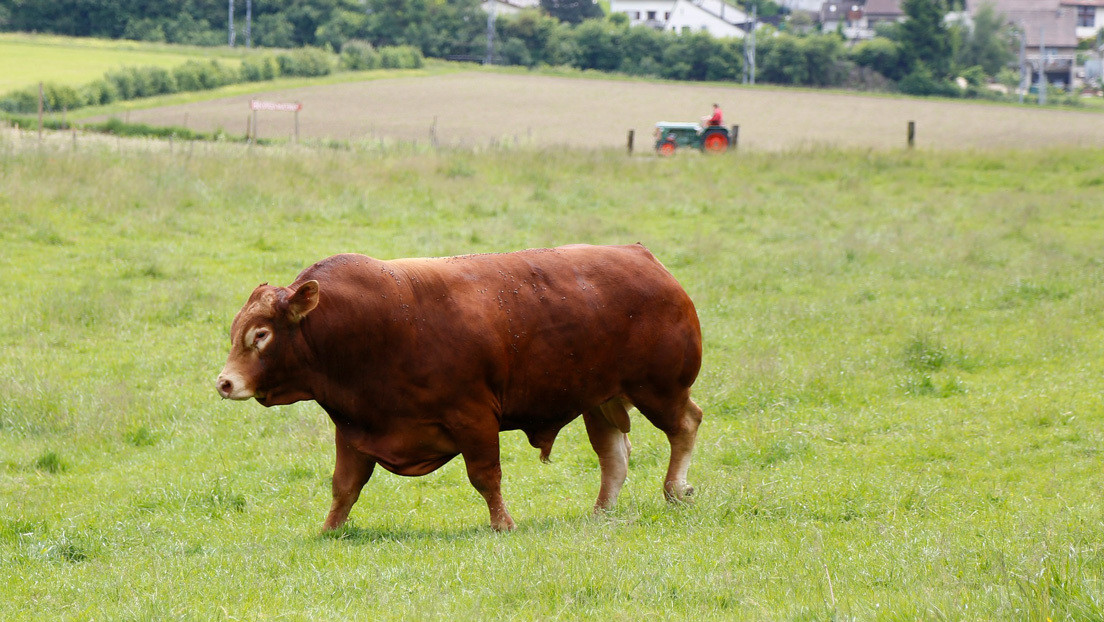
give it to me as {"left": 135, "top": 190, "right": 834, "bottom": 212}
{"left": 0, "top": 0, "right": 1020, "bottom": 97}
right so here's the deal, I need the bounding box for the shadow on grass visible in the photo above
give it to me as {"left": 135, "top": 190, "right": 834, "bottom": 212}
{"left": 312, "top": 514, "right": 594, "bottom": 545}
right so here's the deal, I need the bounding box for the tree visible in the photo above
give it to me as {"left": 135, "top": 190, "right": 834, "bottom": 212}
{"left": 850, "top": 37, "right": 904, "bottom": 80}
{"left": 618, "top": 25, "right": 668, "bottom": 75}
{"left": 540, "top": 0, "right": 602, "bottom": 25}
{"left": 898, "top": 0, "right": 952, "bottom": 79}
{"left": 759, "top": 34, "right": 807, "bottom": 84}
{"left": 572, "top": 19, "right": 621, "bottom": 71}
{"left": 953, "top": 2, "right": 1014, "bottom": 76}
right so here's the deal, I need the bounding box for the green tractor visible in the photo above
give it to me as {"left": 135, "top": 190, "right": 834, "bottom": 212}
{"left": 654, "top": 122, "right": 732, "bottom": 156}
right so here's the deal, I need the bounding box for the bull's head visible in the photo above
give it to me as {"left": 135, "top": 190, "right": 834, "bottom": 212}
{"left": 216, "top": 280, "right": 319, "bottom": 406}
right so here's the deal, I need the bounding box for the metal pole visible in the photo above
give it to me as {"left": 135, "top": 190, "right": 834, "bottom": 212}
{"left": 485, "top": 1, "right": 496, "bottom": 65}
{"left": 1038, "top": 25, "right": 1046, "bottom": 105}
{"left": 750, "top": 6, "right": 757, "bottom": 85}
{"left": 1018, "top": 21, "right": 1026, "bottom": 104}
{"left": 743, "top": 6, "right": 757, "bottom": 85}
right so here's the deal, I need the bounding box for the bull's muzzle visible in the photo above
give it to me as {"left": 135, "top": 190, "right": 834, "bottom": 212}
{"left": 215, "top": 371, "right": 252, "bottom": 400}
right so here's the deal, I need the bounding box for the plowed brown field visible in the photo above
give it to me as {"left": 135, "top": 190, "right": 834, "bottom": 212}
{"left": 108, "top": 71, "right": 1104, "bottom": 151}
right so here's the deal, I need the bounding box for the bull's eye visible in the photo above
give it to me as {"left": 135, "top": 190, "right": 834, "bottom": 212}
{"left": 253, "top": 329, "right": 271, "bottom": 350}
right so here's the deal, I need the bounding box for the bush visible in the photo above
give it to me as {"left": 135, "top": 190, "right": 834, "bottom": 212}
{"left": 0, "top": 87, "right": 40, "bottom": 114}
{"left": 79, "top": 79, "right": 120, "bottom": 106}
{"left": 135, "top": 66, "right": 177, "bottom": 96}
{"left": 172, "top": 60, "right": 238, "bottom": 91}
{"left": 850, "top": 37, "right": 903, "bottom": 81}
{"left": 378, "top": 45, "right": 424, "bottom": 69}
{"left": 277, "top": 47, "right": 336, "bottom": 77}
{"left": 898, "top": 63, "right": 961, "bottom": 97}
{"left": 240, "top": 55, "right": 280, "bottom": 82}
{"left": 104, "top": 68, "right": 140, "bottom": 100}
{"left": 41, "top": 82, "right": 82, "bottom": 111}
{"left": 340, "top": 40, "right": 381, "bottom": 71}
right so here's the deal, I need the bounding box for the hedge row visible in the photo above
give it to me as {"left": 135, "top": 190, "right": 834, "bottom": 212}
{"left": 0, "top": 44, "right": 424, "bottom": 114}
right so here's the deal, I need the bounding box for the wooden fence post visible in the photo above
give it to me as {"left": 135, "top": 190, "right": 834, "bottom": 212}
{"left": 627, "top": 129, "right": 634, "bottom": 155}
{"left": 730, "top": 124, "right": 739, "bottom": 150}
{"left": 907, "top": 120, "right": 915, "bottom": 148}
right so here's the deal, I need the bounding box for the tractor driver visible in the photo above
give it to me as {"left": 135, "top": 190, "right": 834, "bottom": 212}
{"left": 702, "top": 103, "right": 723, "bottom": 127}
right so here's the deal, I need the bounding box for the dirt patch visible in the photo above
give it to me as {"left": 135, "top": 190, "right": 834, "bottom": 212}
{"left": 95, "top": 71, "right": 1104, "bottom": 152}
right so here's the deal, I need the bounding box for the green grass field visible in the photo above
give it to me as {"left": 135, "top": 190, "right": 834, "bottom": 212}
{"left": 2, "top": 135, "right": 1104, "bottom": 620}
{"left": 0, "top": 33, "right": 246, "bottom": 93}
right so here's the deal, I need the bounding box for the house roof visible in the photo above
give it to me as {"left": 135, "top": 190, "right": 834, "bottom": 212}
{"left": 1059, "top": 0, "right": 1104, "bottom": 7}
{"left": 864, "top": 0, "right": 903, "bottom": 17}
{"left": 971, "top": 0, "right": 1079, "bottom": 48}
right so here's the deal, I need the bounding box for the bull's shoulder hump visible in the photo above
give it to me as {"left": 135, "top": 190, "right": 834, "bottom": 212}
{"left": 293, "top": 253, "right": 379, "bottom": 285}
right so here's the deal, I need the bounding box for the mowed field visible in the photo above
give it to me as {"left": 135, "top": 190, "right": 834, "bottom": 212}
{"left": 101, "top": 70, "right": 1104, "bottom": 151}
{"left": 2, "top": 129, "right": 1104, "bottom": 619}
{"left": 0, "top": 33, "right": 244, "bottom": 94}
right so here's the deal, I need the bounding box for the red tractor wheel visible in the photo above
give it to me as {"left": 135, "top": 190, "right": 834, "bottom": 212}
{"left": 658, "top": 142, "right": 677, "bottom": 157}
{"left": 703, "top": 132, "right": 729, "bottom": 153}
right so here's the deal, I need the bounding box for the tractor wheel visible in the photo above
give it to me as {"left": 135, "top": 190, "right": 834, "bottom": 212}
{"left": 703, "top": 132, "right": 729, "bottom": 153}
{"left": 657, "top": 142, "right": 676, "bottom": 157}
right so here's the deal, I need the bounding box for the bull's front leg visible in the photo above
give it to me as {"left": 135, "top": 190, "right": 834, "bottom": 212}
{"left": 458, "top": 430, "right": 516, "bottom": 532}
{"left": 323, "top": 426, "right": 376, "bottom": 531}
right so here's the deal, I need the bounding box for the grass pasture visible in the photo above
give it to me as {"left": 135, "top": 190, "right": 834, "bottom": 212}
{"left": 0, "top": 33, "right": 245, "bottom": 93}
{"left": 2, "top": 134, "right": 1104, "bottom": 620}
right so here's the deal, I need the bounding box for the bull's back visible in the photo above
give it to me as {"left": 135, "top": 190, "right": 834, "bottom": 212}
{"left": 412, "top": 244, "right": 701, "bottom": 417}
{"left": 297, "top": 245, "right": 700, "bottom": 420}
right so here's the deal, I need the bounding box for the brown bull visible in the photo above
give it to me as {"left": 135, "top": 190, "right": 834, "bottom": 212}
{"left": 216, "top": 244, "right": 703, "bottom": 531}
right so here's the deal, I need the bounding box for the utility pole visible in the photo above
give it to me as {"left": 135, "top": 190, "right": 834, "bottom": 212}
{"left": 1018, "top": 21, "right": 1026, "bottom": 104}
{"left": 228, "top": 0, "right": 236, "bottom": 47}
{"left": 485, "top": 0, "right": 497, "bottom": 65}
{"left": 1038, "top": 25, "right": 1046, "bottom": 105}
{"left": 743, "top": 5, "right": 757, "bottom": 85}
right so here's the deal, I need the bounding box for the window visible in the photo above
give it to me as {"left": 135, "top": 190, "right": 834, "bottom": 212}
{"left": 665, "top": 11, "right": 671, "bottom": 19}
{"left": 647, "top": 10, "right": 657, "bottom": 19}
{"left": 632, "top": 10, "right": 641, "bottom": 19}
{"left": 1077, "top": 6, "right": 1094, "bottom": 27}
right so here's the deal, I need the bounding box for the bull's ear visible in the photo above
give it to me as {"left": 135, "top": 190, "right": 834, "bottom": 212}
{"left": 287, "top": 280, "right": 319, "bottom": 322}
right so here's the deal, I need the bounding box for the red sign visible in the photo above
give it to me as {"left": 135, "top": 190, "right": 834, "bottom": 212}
{"left": 250, "top": 100, "right": 302, "bottom": 112}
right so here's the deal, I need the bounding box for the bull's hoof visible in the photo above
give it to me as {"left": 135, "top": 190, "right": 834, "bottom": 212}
{"left": 664, "top": 482, "right": 695, "bottom": 504}
{"left": 490, "top": 517, "right": 517, "bottom": 532}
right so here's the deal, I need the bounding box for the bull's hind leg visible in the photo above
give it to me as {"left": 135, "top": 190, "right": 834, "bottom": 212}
{"left": 630, "top": 391, "right": 703, "bottom": 503}
{"left": 662, "top": 398, "right": 703, "bottom": 502}
{"left": 584, "top": 398, "right": 633, "bottom": 512}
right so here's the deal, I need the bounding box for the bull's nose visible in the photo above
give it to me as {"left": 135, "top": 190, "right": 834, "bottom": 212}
{"left": 217, "top": 376, "right": 234, "bottom": 399}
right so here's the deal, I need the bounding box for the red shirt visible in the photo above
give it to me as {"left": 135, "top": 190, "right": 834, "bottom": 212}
{"left": 707, "top": 108, "right": 723, "bottom": 126}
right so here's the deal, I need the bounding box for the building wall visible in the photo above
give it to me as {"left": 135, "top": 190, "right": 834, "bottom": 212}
{"left": 612, "top": 0, "right": 747, "bottom": 37}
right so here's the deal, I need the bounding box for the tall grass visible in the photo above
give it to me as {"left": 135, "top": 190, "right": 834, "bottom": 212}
{"left": 1, "top": 137, "right": 1103, "bottom": 619}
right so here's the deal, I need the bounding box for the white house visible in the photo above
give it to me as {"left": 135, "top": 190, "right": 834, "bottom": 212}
{"left": 777, "top": 0, "right": 828, "bottom": 11}
{"left": 1060, "top": 0, "right": 1104, "bottom": 39}
{"left": 480, "top": 0, "right": 540, "bottom": 16}
{"left": 611, "top": 0, "right": 750, "bottom": 38}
